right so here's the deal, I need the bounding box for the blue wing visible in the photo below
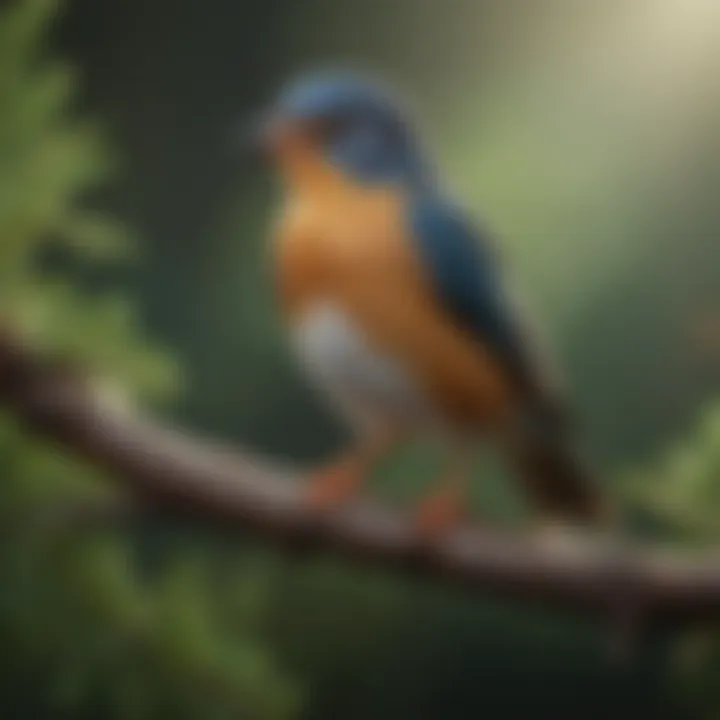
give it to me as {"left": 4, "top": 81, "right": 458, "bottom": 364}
{"left": 409, "top": 196, "right": 549, "bottom": 403}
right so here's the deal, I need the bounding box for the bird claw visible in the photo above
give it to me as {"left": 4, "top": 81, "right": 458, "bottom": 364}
{"left": 303, "top": 461, "right": 363, "bottom": 511}
{"left": 413, "top": 490, "right": 466, "bottom": 539}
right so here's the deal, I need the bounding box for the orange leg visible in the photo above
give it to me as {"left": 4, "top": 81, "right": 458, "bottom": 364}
{"left": 413, "top": 446, "right": 473, "bottom": 538}
{"left": 304, "top": 431, "right": 399, "bottom": 511}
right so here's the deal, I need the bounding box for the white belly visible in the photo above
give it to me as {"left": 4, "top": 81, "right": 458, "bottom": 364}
{"left": 292, "top": 302, "right": 434, "bottom": 436}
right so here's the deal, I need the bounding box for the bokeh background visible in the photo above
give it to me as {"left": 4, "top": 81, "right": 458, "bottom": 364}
{"left": 2, "top": 0, "right": 720, "bottom": 717}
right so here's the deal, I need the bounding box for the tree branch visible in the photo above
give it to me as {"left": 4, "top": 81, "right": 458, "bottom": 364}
{"left": 2, "top": 331, "right": 720, "bottom": 632}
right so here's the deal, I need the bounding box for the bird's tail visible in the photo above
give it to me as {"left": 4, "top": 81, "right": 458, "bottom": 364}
{"left": 510, "top": 432, "right": 607, "bottom": 525}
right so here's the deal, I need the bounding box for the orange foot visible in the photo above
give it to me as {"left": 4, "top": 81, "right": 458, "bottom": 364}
{"left": 413, "top": 488, "right": 466, "bottom": 539}
{"left": 304, "top": 459, "right": 365, "bottom": 511}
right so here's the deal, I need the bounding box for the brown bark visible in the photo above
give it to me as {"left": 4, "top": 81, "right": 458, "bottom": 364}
{"left": 2, "top": 331, "right": 720, "bottom": 633}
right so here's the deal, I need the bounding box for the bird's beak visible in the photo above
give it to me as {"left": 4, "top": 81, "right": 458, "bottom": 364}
{"left": 239, "top": 110, "right": 294, "bottom": 156}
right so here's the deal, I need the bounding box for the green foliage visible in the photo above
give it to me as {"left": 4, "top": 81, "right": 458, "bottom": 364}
{"left": 624, "top": 402, "right": 720, "bottom": 717}
{"left": 0, "top": 1, "right": 299, "bottom": 717}
{"left": 0, "top": 0, "right": 174, "bottom": 399}
{"left": 630, "top": 404, "right": 720, "bottom": 543}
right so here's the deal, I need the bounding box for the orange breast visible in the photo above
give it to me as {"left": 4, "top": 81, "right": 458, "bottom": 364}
{"left": 273, "top": 174, "right": 517, "bottom": 430}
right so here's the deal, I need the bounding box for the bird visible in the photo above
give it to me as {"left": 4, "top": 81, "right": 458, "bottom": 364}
{"left": 254, "top": 70, "right": 605, "bottom": 534}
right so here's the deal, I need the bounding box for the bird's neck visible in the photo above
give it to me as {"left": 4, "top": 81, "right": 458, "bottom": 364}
{"left": 277, "top": 145, "right": 347, "bottom": 197}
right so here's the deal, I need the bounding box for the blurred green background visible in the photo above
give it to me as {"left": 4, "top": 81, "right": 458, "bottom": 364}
{"left": 2, "top": 0, "right": 720, "bottom": 717}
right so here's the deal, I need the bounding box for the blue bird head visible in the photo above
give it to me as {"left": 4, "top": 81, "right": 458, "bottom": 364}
{"left": 256, "top": 71, "right": 432, "bottom": 188}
